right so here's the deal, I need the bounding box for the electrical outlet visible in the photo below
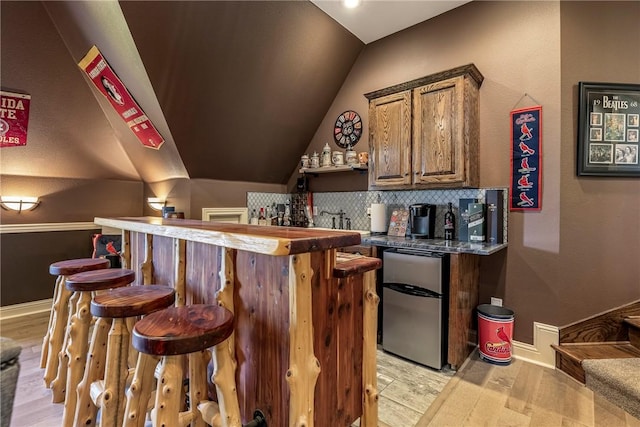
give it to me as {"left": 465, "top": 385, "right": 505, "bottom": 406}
{"left": 313, "top": 206, "right": 318, "bottom": 216}
{"left": 491, "top": 297, "right": 503, "bottom": 307}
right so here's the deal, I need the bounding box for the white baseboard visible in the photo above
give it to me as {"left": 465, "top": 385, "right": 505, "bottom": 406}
{"left": 0, "top": 299, "right": 52, "bottom": 321}
{"left": 512, "top": 321, "right": 559, "bottom": 369}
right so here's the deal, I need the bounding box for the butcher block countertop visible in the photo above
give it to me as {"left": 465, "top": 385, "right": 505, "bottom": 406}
{"left": 94, "top": 216, "right": 362, "bottom": 256}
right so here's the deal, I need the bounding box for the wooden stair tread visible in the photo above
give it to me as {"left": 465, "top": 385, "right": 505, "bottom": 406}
{"left": 552, "top": 342, "right": 640, "bottom": 363}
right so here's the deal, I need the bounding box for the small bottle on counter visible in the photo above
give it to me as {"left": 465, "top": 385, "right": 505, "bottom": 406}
{"left": 283, "top": 200, "right": 291, "bottom": 226}
{"left": 250, "top": 209, "right": 259, "bottom": 225}
{"left": 444, "top": 202, "right": 455, "bottom": 240}
{"left": 258, "top": 207, "right": 267, "bottom": 226}
{"left": 271, "top": 203, "right": 278, "bottom": 226}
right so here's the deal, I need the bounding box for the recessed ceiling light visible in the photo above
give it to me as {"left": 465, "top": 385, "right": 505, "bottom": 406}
{"left": 343, "top": 0, "right": 361, "bottom": 9}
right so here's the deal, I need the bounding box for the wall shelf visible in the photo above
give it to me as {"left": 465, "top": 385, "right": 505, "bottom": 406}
{"left": 299, "top": 164, "right": 368, "bottom": 175}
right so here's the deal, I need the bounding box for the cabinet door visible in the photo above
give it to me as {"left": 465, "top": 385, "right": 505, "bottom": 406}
{"left": 413, "top": 76, "right": 466, "bottom": 186}
{"left": 369, "top": 91, "right": 412, "bottom": 188}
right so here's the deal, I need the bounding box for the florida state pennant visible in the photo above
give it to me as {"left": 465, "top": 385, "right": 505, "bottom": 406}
{"left": 510, "top": 106, "right": 542, "bottom": 211}
{"left": 0, "top": 91, "right": 30, "bottom": 147}
{"left": 78, "top": 46, "right": 164, "bottom": 149}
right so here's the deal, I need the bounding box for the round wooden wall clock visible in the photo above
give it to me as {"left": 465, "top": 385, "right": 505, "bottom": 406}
{"left": 334, "top": 110, "right": 362, "bottom": 148}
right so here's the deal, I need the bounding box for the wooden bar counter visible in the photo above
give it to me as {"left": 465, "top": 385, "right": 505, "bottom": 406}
{"left": 94, "top": 216, "right": 381, "bottom": 427}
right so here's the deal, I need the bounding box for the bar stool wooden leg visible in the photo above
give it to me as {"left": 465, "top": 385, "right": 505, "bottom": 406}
{"left": 123, "top": 353, "right": 159, "bottom": 427}
{"left": 43, "top": 276, "right": 72, "bottom": 387}
{"left": 188, "top": 350, "right": 208, "bottom": 427}
{"left": 41, "top": 275, "right": 63, "bottom": 368}
{"left": 51, "top": 290, "right": 78, "bottom": 402}
{"left": 126, "top": 316, "right": 140, "bottom": 369}
{"left": 152, "top": 355, "right": 184, "bottom": 427}
{"left": 74, "top": 316, "right": 112, "bottom": 427}
{"left": 62, "top": 291, "right": 93, "bottom": 426}
{"left": 98, "top": 318, "right": 130, "bottom": 427}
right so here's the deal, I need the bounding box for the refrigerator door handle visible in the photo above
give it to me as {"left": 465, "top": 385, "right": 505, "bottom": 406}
{"left": 383, "top": 282, "right": 442, "bottom": 298}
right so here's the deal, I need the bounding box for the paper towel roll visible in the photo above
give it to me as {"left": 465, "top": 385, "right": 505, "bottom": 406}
{"left": 370, "top": 203, "right": 387, "bottom": 232}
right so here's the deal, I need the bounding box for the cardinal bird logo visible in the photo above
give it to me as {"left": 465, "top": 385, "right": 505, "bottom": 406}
{"left": 517, "top": 174, "right": 533, "bottom": 190}
{"left": 517, "top": 192, "right": 535, "bottom": 207}
{"left": 519, "top": 123, "right": 533, "bottom": 141}
{"left": 496, "top": 327, "right": 511, "bottom": 345}
{"left": 518, "top": 141, "right": 535, "bottom": 155}
{"left": 518, "top": 157, "right": 537, "bottom": 174}
{"left": 105, "top": 241, "right": 118, "bottom": 255}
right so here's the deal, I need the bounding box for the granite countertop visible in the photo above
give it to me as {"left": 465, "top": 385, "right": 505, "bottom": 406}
{"left": 362, "top": 233, "right": 507, "bottom": 255}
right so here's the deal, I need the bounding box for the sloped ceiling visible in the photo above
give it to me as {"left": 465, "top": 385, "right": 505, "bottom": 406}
{"left": 2, "top": 1, "right": 362, "bottom": 186}
{"left": 120, "top": 1, "right": 363, "bottom": 184}
{"left": 0, "top": 1, "right": 141, "bottom": 181}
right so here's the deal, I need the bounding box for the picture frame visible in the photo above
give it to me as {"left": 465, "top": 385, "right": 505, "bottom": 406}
{"left": 577, "top": 82, "right": 640, "bottom": 176}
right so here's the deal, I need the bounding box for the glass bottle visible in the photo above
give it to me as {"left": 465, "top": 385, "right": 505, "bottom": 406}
{"left": 250, "top": 208, "right": 259, "bottom": 225}
{"left": 258, "top": 207, "right": 267, "bottom": 226}
{"left": 444, "top": 202, "right": 455, "bottom": 240}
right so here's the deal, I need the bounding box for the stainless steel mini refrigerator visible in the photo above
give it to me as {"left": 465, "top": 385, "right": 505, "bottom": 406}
{"left": 382, "top": 248, "right": 449, "bottom": 369}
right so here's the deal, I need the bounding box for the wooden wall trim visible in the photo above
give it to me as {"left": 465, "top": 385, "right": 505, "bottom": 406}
{"left": 0, "top": 222, "right": 96, "bottom": 234}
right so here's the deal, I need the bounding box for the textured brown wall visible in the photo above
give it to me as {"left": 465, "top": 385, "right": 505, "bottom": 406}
{"left": 0, "top": 230, "right": 100, "bottom": 306}
{"left": 557, "top": 2, "right": 640, "bottom": 323}
{"left": 0, "top": 176, "right": 144, "bottom": 225}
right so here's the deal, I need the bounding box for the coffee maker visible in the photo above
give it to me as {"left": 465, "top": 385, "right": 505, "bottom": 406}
{"left": 409, "top": 204, "right": 436, "bottom": 239}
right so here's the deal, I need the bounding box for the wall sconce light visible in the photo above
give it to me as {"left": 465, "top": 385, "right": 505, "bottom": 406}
{"left": 147, "top": 197, "right": 166, "bottom": 211}
{"left": 0, "top": 196, "right": 40, "bottom": 213}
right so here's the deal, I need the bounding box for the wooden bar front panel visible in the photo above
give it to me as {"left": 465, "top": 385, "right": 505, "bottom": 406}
{"left": 129, "top": 231, "right": 364, "bottom": 426}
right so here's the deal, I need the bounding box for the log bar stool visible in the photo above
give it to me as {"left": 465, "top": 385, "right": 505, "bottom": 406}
{"left": 43, "top": 258, "right": 111, "bottom": 393}
{"left": 126, "top": 304, "right": 240, "bottom": 427}
{"left": 73, "top": 285, "right": 176, "bottom": 427}
{"left": 60, "top": 268, "right": 136, "bottom": 426}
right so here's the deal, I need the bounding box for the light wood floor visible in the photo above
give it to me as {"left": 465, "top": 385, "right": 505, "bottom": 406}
{"left": 2, "top": 312, "right": 639, "bottom": 427}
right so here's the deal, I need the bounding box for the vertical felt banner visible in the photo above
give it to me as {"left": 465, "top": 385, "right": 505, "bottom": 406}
{"left": 0, "top": 91, "right": 31, "bottom": 147}
{"left": 78, "top": 46, "right": 164, "bottom": 149}
{"left": 510, "top": 106, "right": 542, "bottom": 211}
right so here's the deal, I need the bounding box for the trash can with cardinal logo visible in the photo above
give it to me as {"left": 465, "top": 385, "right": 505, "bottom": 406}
{"left": 477, "top": 304, "right": 514, "bottom": 365}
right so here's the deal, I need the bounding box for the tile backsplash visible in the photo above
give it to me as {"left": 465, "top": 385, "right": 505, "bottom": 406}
{"left": 248, "top": 188, "right": 508, "bottom": 242}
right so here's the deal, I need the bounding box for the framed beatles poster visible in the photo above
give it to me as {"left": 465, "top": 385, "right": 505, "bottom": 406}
{"left": 577, "top": 82, "right": 640, "bottom": 177}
